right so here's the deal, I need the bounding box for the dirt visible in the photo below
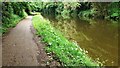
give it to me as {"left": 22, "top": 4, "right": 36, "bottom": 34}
{"left": 2, "top": 16, "right": 60, "bottom": 67}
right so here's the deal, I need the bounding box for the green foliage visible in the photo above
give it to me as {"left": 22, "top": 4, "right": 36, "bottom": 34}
{"left": 40, "top": 2, "right": 81, "bottom": 19}
{"left": 55, "top": 3, "right": 64, "bottom": 14}
{"left": 61, "top": 9, "right": 71, "bottom": 19}
{"left": 89, "top": 2, "right": 120, "bottom": 20}
{"left": 29, "top": 2, "right": 43, "bottom": 12}
{"left": 111, "top": 13, "right": 119, "bottom": 17}
{"left": 32, "top": 15, "right": 100, "bottom": 67}
{"left": 2, "top": 14, "right": 22, "bottom": 33}
{"left": 2, "top": 2, "right": 28, "bottom": 34}
{"left": 107, "top": 2, "right": 120, "bottom": 21}
{"left": 63, "top": 2, "right": 80, "bottom": 10}
{"left": 78, "top": 9, "right": 96, "bottom": 18}
{"left": 40, "top": 2, "right": 119, "bottom": 21}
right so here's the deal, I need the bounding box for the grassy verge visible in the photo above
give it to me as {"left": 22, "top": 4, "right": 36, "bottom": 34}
{"left": 32, "top": 15, "right": 100, "bottom": 67}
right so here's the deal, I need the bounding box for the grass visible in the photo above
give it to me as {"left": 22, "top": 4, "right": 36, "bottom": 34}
{"left": 32, "top": 15, "right": 101, "bottom": 67}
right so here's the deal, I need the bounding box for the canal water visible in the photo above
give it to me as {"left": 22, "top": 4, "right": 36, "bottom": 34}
{"left": 42, "top": 14, "right": 118, "bottom": 66}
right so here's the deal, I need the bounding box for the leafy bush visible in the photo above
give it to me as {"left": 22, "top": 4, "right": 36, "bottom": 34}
{"left": 2, "top": 14, "right": 24, "bottom": 33}
{"left": 107, "top": 2, "right": 120, "bottom": 21}
{"left": 78, "top": 9, "right": 97, "bottom": 19}
{"left": 40, "top": 2, "right": 119, "bottom": 21}
{"left": 61, "top": 9, "right": 71, "bottom": 19}
{"left": 32, "top": 15, "right": 100, "bottom": 67}
{"left": 2, "top": 2, "right": 28, "bottom": 34}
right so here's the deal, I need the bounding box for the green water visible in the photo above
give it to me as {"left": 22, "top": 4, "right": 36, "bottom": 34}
{"left": 43, "top": 15, "right": 118, "bottom": 66}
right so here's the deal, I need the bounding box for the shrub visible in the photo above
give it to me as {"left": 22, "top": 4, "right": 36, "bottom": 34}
{"left": 2, "top": 2, "right": 28, "bottom": 34}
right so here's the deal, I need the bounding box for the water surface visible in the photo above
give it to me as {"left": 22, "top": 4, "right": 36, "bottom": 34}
{"left": 42, "top": 15, "right": 118, "bottom": 66}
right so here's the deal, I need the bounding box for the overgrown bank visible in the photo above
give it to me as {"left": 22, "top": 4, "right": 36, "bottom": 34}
{"left": 1, "top": 2, "right": 30, "bottom": 34}
{"left": 32, "top": 15, "right": 101, "bottom": 67}
{"left": 39, "top": 2, "right": 120, "bottom": 21}
{"left": 1, "top": 2, "right": 119, "bottom": 35}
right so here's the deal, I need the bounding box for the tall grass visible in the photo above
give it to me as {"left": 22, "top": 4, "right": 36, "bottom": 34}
{"left": 32, "top": 15, "right": 100, "bottom": 67}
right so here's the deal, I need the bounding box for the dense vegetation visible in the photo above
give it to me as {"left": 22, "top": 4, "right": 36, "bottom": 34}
{"left": 38, "top": 2, "right": 120, "bottom": 21}
{"left": 32, "top": 15, "right": 100, "bottom": 67}
{"left": 2, "top": 2, "right": 30, "bottom": 34}
{"left": 44, "top": 3, "right": 120, "bottom": 20}
{"left": 2, "top": 2, "right": 119, "bottom": 34}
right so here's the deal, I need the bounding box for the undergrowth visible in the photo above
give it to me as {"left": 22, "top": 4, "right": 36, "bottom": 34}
{"left": 2, "top": 2, "right": 28, "bottom": 34}
{"left": 2, "top": 11, "right": 27, "bottom": 34}
{"left": 32, "top": 15, "right": 101, "bottom": 67}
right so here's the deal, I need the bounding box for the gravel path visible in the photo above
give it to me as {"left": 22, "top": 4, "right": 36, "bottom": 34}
{"left": 2, "top": 16, "right": 39, "bottom": 66}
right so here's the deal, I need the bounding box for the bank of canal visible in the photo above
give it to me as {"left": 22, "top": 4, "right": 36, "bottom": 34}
{"left": 42, "top": 15, "right": 118, "bottom": 66}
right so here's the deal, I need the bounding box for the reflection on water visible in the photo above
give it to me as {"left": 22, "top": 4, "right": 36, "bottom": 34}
{"left": 42, "top": 14, "right": 118, "bottom": 66}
